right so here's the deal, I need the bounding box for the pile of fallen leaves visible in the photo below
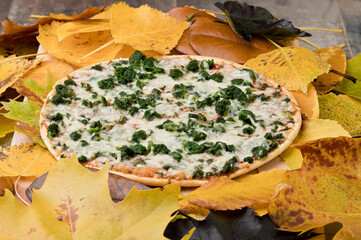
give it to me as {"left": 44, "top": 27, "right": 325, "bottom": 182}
{"left": 0, "top": 1, "right": 360, "bottom": 239}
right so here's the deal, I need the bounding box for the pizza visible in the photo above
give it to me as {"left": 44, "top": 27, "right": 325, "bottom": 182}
{"left": 40, "top": 51, "right": 301, "bottom": 187}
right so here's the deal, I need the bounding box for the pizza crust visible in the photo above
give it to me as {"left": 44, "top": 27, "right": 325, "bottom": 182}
{"left": 40, "top": 55, "right": 301, "bottom": 187}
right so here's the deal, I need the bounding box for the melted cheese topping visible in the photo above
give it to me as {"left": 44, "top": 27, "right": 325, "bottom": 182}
{"left": 42, "top": 56, "right": 297, "bottom": 179}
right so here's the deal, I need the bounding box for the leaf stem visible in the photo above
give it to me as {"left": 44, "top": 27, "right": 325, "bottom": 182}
{"left": 30, "top": 14, "right": 47, "bottom": 19}
{"left": 0, "top": 52, "right": 47, "bottom": 65}
{"left": 79, "top": 39, "right": 114, "bottom": 60}
{"left": 299, "top": 37, "right": 320, "bottom": 49}
{"left": 329, "top": 69, "right": 357, "bottom": 83}
{"left": 14, "top": 176, "right": 31, "bottom": 206}
{"left": 298, "top": 27, "right": 343, "bottom": 33}
{"left": 264, "top": 37, "right": 283, "bottom": 49}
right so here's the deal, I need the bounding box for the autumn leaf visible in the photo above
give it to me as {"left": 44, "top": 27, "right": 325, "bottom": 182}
{"left": 182, "top": 169, "right": 286, "bottom": 211}
{"left": 269, "top": 137, "right": 360, "bottom": 240}
{"left": 319, "top": 93, "right": 361, "bottom": 137}
{"left": 0, "top": 154, "right": 180, "bottom": 239}
{"left": 245, "top": 46, "right": 330, "bottom": 92}
{"left": 0, "top": 114, "right": 15, "bottom": 138}
{"left": 0, "top": 143, "right": 56, "bottom": 177}
{"left": 290, "top": 83, "right": 319, "bottom": 120}
{"left": 0, "top": 6, "right": 104, "bottom": 43}
{"left": 37, "top": 21, "right": 123, "bottom": 67}
{"left": 312, "top": 46, "right": 346, "bottom": 93}
{"left": 110, "top": 2, "right": 190, "bottom": 55}
{"left": 1, "top": 100, "right": 44, "bottom": 146}
{"left": 344, "top": 52, "right": 361, "bottom": 80}
{"left": 0, "top": 56, "right": 43, "bottom": 95}
{"left": 280, "top": 119, "right": 350, "bottom": 169}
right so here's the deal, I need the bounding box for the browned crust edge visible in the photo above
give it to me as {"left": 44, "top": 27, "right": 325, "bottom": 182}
{"left": 40, "top": 55, "right": 302, "bottom": 187}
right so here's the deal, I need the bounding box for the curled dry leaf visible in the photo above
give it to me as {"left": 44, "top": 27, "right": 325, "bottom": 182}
{"left": 0, "top": 6, "right": 104, "bottom": 43}
{"left": 245, "top": 46, "right": 330, "bottom": 92}
{"left": 0, "top": 155, "right": 180, "bottom": 239}
{"left": 313, "top": 46, "right": 346, "bottom": 93}
{"left": 280, "top": 119, "right": 350, "bottom": 169}
{"left": 14, "top": 58, "right": 74, "bottom": 106}
{"left": 110, "top": 2, "right": 189, "bottom": 55}
{"left": 0, "top": 143, "right": 56, "bottom": 177}
{"left": 182, "top": 169, "right": 286, "bottom": 211}
{"left": 1, "top": 100, "right": 43, "bottom": 146}
{"left": 37, "top": 21, "right": 123, "bottom": 67}
{"left": 319, "top": 93, "right": 361, "bottom": 137}
{"left": 290, "top": 83, "right": 319, "bottom": 120}
{"left": 0, "top": 56, "right": 43, "bottom": 96}
{"left": 269, "top": 137, "right": 360, "bottom": 240}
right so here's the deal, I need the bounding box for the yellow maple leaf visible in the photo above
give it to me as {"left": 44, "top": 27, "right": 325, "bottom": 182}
{"left": 0, "top": 143, "right": 56, "bottom": 177}
{"left": 245, "top": 46, "right": 330, "bottom": 92}
{"left": 110, "top": 2, "right": 190, "bottom": 55}
{"left": 313, "top": 46, "right": 346, "bottom": 93}
{"left": 37, "top": 21, "right": 123, "bottom": 68}
{"left": 0, "top": 114, "right": 15, "bottom": 138}
{"left": 269, "top": 137, "right": 360, "bottom": 240}
{"left": 0, "top": 56, "right": 43, "bottom": 95}
{"left": 319, "top": 93, "right": 361, "bottom": 137}
{"left": 0, "top": 154, "right": 179, "bottom": 239}
{"left": 280, "top": 119, "right": 350, "bottom": 169}
{"left": 182, "top": 169, "right": 286, "bottom": 211}
{"left": 290, "top": 83, "right": 319, "bottom": 120}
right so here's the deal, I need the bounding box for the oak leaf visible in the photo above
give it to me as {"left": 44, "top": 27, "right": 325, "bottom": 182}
{"left": 1, "top": 100, "right": 43, "bottom": 146}
{"left": 280, "top": 119, "right": 350, "bottom": 169}
{"left": 319, "top": 93, "right": 361, "bottom": 137}
{"left": 0, "top": 143, "right": 56, "bottom": 177}
{"left": 0, "top": 56, "right": 43, "bottom": 95}
{"left": 37, "top": 21, "right": 123, "bottom": 67}
{"left": 182, "top": 169, "right": 286, "bottom": 211}
{"left": 290, "top": 83, "right": 319, "bottom": 120}
{"left": 313, "top": 46, "right": 346, "bottom": 93}
{"left": 110, "top": 2, "right": 190, "bottom": 55}
{"left": 245, "top": 46, "right": 330, "bottom": 92}
{"left": 269, "top": 137, "right": 360, "bottom": 240}
{"left": 0, "top": 154, "right": 180, "bottom": 239}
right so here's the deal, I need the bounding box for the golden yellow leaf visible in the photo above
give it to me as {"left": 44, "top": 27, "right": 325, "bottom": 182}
{"left": 178, "top": 197, "right": 210, "bottom": 218}
{"left": 0, "top": 154, "right": 179, "bottom": 239}
{"left": 0, "top": 56, "right": 43, "bottom": 95}
{"left": 37, "top": 21, "right": 123, "bottom": 68}
{"left": 183, "top": 169, "right": 286, "bottom": 211}
{"left": 0, "top": 114, "right": 15, "bottom": 138}
{"left": 280, "top": 119, "right": 350, "bottom": 169}
{"left": 269, "top": 137, "right": 360, "bottom": 240}
{"left": 313, "top": 46, "right": 346, "bottom": 93}
{"left": 55, "top": 19, "right": 110, "bottom": 41}
{"left": 0, "top": 143, "right": 56, "bottom": 177}
{"left": 290, "top": 83, "right": 319, "bottom": 120}
{"left": 245, "top": 46, "right": 330, "bottom": 92}
{"left": 181, "top": 228, "right": 196, "bottom": 240}
{"left": 319, "top": 93, "right": 361, "bottom": 137}
{"left": 110, "top": 2, "right": 190, "bottom": 55}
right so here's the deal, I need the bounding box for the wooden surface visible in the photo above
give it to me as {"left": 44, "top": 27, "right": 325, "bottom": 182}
{"left": 1, "top": 0, "right": 360, "bottom": 57}
{"left": 0, "top": 0, "right": 360, "bottom": 148}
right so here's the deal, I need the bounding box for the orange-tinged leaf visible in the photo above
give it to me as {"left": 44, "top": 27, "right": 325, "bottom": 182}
{"left": 0, "top": 154, "right": 180, "bottom": 239}
{"left": 1, "top": 100, "right": 44, "bottom": 146}
{"left": 269, "top": 137, "right": 360, "bottom": 240}
{"left": 178, "top": 198, "right": 210, "bottom": 218}
{"left": 14, "top": 59, "right": 74, "bottom": 106}
{"left": 0, "top": 114, "right": 15, "bottom": 138}
{"left": 290, "top": 83, "right": 319, "bottom": 120}
{"left": 37, "top": 21, "right": 123, "bottom": 67}
{"left": 319, "top": 93, "right": 361, "bottom": 137}
{"left": 313, "top": 46, "right": 346, "bottom": 93}
{"left": 0, "top": 143, "right": 56, "bottom": 177}
{"left": 110, "top": 2, "right": 190, "bottom": 55}
{"left": 280, "top": 119, "right": 350, "bottom": 169}
{"left": 245, "top": 46, "right": 330, "bottom": 92}
{"left": 55, "top": 19, "right": 110, "bottom": 41}
{"left": 183, "top": 169, "right": 286, "bottom": 211}
{"left": 0, "top": 56, "right": 43, "bottom": 95}
{"left": 0, "top": 6, "right": 104, "bottom": 43}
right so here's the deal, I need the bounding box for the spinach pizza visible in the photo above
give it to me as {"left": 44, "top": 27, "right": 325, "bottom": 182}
{"left": 40, "top": 51, "right": 301, "bottom": 186}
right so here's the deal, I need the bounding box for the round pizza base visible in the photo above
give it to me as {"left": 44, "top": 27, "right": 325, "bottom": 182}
{"left": 40, "top": 55, "right": 302, "bottom": 187}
